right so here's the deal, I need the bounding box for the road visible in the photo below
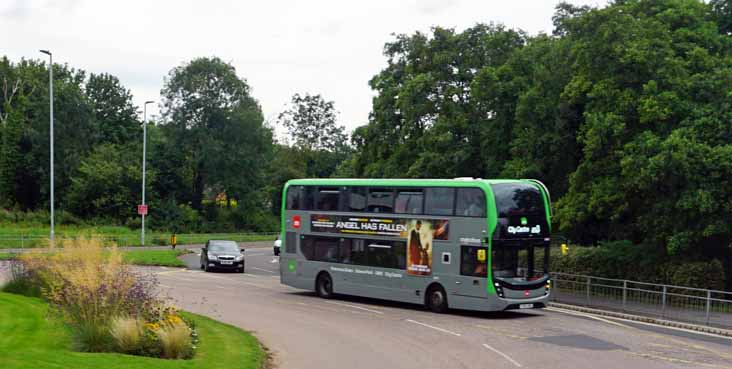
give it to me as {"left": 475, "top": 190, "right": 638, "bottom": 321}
{"left": 143, "top": 246, "right": 732, "bottom": 369}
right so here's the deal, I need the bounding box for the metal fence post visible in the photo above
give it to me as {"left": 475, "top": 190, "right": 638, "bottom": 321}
{"left": 586, "top": 276, "right": 591, "bottom": 306}
{"left": 705, "top": 290, "right": 711, "bottom": 326}
{"left": 622, "top": 280, "right": 627, "bottom": 312}
{"left": 662, "top": 285, "right": 667, "bottom": 318}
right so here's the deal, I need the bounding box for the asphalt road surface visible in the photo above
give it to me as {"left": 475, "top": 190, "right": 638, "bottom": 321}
{"left": 141, "top": 246, "right": 732, "bottom": 369}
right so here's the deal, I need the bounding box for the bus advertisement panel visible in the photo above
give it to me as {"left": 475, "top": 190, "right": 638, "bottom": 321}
{"left": 310, "top": 214, "right": 448, "bottom": 276}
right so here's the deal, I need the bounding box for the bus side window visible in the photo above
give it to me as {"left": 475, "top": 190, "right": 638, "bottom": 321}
{"left": 425, "top": 188, "right": 455, "bottom": 216}
{"left": 368, "top": 188, "right": 395, "bottom": 213}
{"left": 313, "top": 237, "right": 339, "bottom": 262}
{"left": 286, "top": 186, "right": 302, "bottom": 210}
{"left": 348, "top": 187, "right": 368, "bottom": 212}
{"left": 460, "top": 246, "right": 488, "bottom": 277}
{"left": 456, "top": 188, "right": 486, "bottom": 217}
{"left": 316, "top": 187, "right": 340, "bottom": 211}
{"left": 302, "top": 186, "right": 315, "bottom": 210}
{"left": 395, "top": 189, "right": 423, "bottom": 214}
{"left": 342, "top": 238, "right": 368, "bottom": 265}
{"left": 300, "top": 236, "right": 314, "bottom": 260}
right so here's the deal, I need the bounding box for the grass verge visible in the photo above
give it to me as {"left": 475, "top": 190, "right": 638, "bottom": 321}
{"left": 121, "top": 250, "right": 190, "bottom": 267}
{"left": 0, "top": 292, "right": 266, "bottom": 369}
{"left": 0, "top": 250, "right": 189, "bottom": 267}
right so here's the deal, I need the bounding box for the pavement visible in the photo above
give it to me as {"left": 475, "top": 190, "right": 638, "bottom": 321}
{"left": 141, "top": 247, "right": 732, "bottom": 369}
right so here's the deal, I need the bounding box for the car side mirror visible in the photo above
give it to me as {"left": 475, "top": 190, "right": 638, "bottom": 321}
{"left": 240, "top": 248, "right": 245, "bottom": 253}
{"left": 202, "top": 248, "right": 206, "bottom": 253}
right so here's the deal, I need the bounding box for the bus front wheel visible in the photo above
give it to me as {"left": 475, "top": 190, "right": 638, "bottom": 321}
{"left": 426, "top": 285, "right": 448, "bottom": 313}
{"left": 316, "top": 273, "right": 334, "bottom": 299}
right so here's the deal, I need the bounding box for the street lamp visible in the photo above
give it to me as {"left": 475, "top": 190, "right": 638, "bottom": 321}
{"left": 141, "top": 100, "right": 154, "bottom": 246}
{"left": 40, "top": 49, "right": 54, "bottom": 247}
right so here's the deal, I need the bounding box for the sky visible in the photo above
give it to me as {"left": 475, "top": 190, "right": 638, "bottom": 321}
{"left": 0, "top": 0, "right": 604, "bottom": 136}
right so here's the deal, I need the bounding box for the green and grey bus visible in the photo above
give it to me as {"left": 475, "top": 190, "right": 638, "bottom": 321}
{"left": 279, "top": 178, "right": 552, "bottom": 313}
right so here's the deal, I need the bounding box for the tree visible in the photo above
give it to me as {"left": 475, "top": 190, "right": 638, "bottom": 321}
{"left": 86, "top": 73, "right": 140, "bottom": 145}
{"left": 159, "top": 57, "right": 272, "bottom": 211}
{"left": 66, "top": 143, "right": 144, "bottom": 221}
{"left": 278, "top": 93, "right": 348, "bottom": 152}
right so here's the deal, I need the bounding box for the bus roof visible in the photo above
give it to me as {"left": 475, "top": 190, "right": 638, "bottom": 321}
{"left": 285, "top": 178, "right": 528, "bottom": 188}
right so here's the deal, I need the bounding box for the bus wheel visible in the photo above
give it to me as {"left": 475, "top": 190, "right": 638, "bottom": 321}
{"left": 426, "top": 285, "right": 448, "bottom": 313}
{"left": 316, "top": 273, "right": 334, "bottom": 299}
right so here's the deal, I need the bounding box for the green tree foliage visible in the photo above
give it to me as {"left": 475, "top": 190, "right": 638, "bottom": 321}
{"left": 86, "top": 73, "right": 140, "bottom": 145}
{"left": 352, "top": 24, "right": 526, "bottom": 178}
{"left": 159, "top": 57, "right": 273, "bottom": 211}
{"left": 278, "top": 93, "right": 348, "bottom": 152}
{"left": 352, "top": 0, "right": 732, "bottom": 287}
{"left": 66, "top": 144, "right": 145, "bottom": 221}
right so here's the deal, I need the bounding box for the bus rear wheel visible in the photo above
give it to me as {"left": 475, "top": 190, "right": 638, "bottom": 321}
{"left": 316, "top": 273, "right": 334, "bottom": 299}
{"left": 426, "top": 285, "right": 448, "bottom": 313}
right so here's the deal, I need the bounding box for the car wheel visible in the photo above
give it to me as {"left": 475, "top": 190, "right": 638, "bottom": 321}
{"left": 316, "top": 273, "right": 334, "bottom": 299}
{"left": 426, "top": 285, "right": 448, "bottom": 313}
{"left": 200, "top": 262, "right": 204, "bottom": 270}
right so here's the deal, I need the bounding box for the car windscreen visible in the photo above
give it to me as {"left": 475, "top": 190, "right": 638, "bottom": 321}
{"left": 209, "top": 242, "right": 239, "bottom": 252}
{"left": 491, "top": 183, "right": 544, "bottom": 217}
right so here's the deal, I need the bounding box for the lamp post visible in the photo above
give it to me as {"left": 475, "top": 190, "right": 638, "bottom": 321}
{"left": 141, "top": 100, "right": 154, "bottom": 246}
{"left": 39, "top": 49, "right": 54, "bottom": 247}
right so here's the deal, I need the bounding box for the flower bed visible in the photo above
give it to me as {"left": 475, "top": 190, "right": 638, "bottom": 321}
{"left": 6, "top": 238, "right": 197, "bottom": 359}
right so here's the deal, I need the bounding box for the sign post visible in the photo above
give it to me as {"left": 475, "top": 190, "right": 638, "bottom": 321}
{"left": 138, "top": 204, "right": 148, "bottom": 246}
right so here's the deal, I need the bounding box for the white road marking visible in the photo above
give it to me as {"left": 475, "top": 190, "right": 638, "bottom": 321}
{"left": 546, "top": 307, "right": 732, "bottom": 341}
{"left": 325, "top": 301, "right": 384, "bottom": 315}
{"left": 251, "top": 267, "right": 276, "bottom": 274}
{"left": 405, "top": 319, "right": 461, "bottom": 336}
{"left": 270, "top": 258, "right": 279, "bottom": 263}
{"left": 482, "top": 343, "right": 522, "bottom": 367}
{"left": 243, "top": 273, "right": 259, "bottom": 278}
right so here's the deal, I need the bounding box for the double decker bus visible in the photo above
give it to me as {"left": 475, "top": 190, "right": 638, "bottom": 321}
{"left": 279, "top": 178, "right": 552, "bottom": 313}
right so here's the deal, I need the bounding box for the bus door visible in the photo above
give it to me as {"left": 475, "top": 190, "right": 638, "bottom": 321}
{"left": 454, "top": 245, "right": 490, "bottom": 298}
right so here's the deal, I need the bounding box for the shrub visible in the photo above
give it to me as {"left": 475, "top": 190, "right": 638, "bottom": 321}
{"left": 157, "top": 320, "right": 193, "bottom": 359}
{"left": 110, "top": 316, "right": 143, "bottom": 354}
{"left": 16, "top": 238, "right": 162, "bottom": 351}
{"left": 667, "top": 260, "right": 725, "bottom": 291}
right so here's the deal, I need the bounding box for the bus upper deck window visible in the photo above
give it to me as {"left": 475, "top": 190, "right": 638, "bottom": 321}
{"left": 368, "top": 188, "right": 394, "bottom": 213}
{"left": 456, "top": 188, "right": 485, "bottom": 217}
{"left": 286, "top": 186, "right": 303, "bottom": 210}
{"left": 425, "top": 188, "right": 455, "bottom": 216}
{"left": 348, "top": 187, "right": 367, "bottom": 212}
{"left": 316, "top": 187, "right": 340, "bottom": 211}
{"left": 395, "top": 189, "right": 423, "bottom": 214}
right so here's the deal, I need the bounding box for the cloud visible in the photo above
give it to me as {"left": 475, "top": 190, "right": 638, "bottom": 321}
{"left": 0, "top": 0, "right": 31, "bottom": 18}
{"left": 415, "top": 0, "right": 461, "bottom": 15}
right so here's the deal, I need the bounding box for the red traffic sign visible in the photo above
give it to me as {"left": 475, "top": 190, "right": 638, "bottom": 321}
{"left": 138, "top": 204, "right": 148, "bottom": 216}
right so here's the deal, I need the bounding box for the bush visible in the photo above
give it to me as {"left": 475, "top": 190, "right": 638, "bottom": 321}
{"left": 157, "top": 320, "right": 193, "bottom": 359}
{"left": 667, "top": 260, "right": 725, "bottom": 291}
{"left": 110, "top": 316, "right": 143, "bottom": 354}
{"left": 552, "top": 240, "right": 728, "bottom": 290}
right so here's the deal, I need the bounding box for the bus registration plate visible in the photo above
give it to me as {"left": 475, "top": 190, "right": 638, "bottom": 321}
{"left": 519, "top": 304, "right": 534, "bottom": 309}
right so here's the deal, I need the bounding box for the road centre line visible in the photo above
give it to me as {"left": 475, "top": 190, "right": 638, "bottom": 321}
{"left": 325, "top": 301, "right": 384, "bottom": 315}
{"left": 405, "top": 319, "right": 461, "bottom": 337}
{"left": 482, "top": 343, "right": 522, "bottom": 367}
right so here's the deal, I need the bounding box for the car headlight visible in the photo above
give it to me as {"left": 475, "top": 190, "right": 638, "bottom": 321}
{"left": 208, "top": 253, "right": 218, "bottom": 261}
{"left": 235, "top": 254, "right": 244, "bottom": 261}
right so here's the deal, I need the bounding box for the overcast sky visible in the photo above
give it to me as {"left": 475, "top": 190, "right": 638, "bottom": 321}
{"left": 1, "top": 0, "right": 603, "bottom": 136}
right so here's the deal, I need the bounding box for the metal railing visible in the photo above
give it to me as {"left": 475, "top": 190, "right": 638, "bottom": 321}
{"left": 550, "top": 272, "right": 732, "bottom": 329}
{"left": 0, "top": 232, "right": 279, "bottom": 249}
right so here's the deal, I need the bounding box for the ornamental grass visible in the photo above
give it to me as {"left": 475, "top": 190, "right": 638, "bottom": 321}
{"left": 8, "top": 237, "right": 197, "bottom": 358}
